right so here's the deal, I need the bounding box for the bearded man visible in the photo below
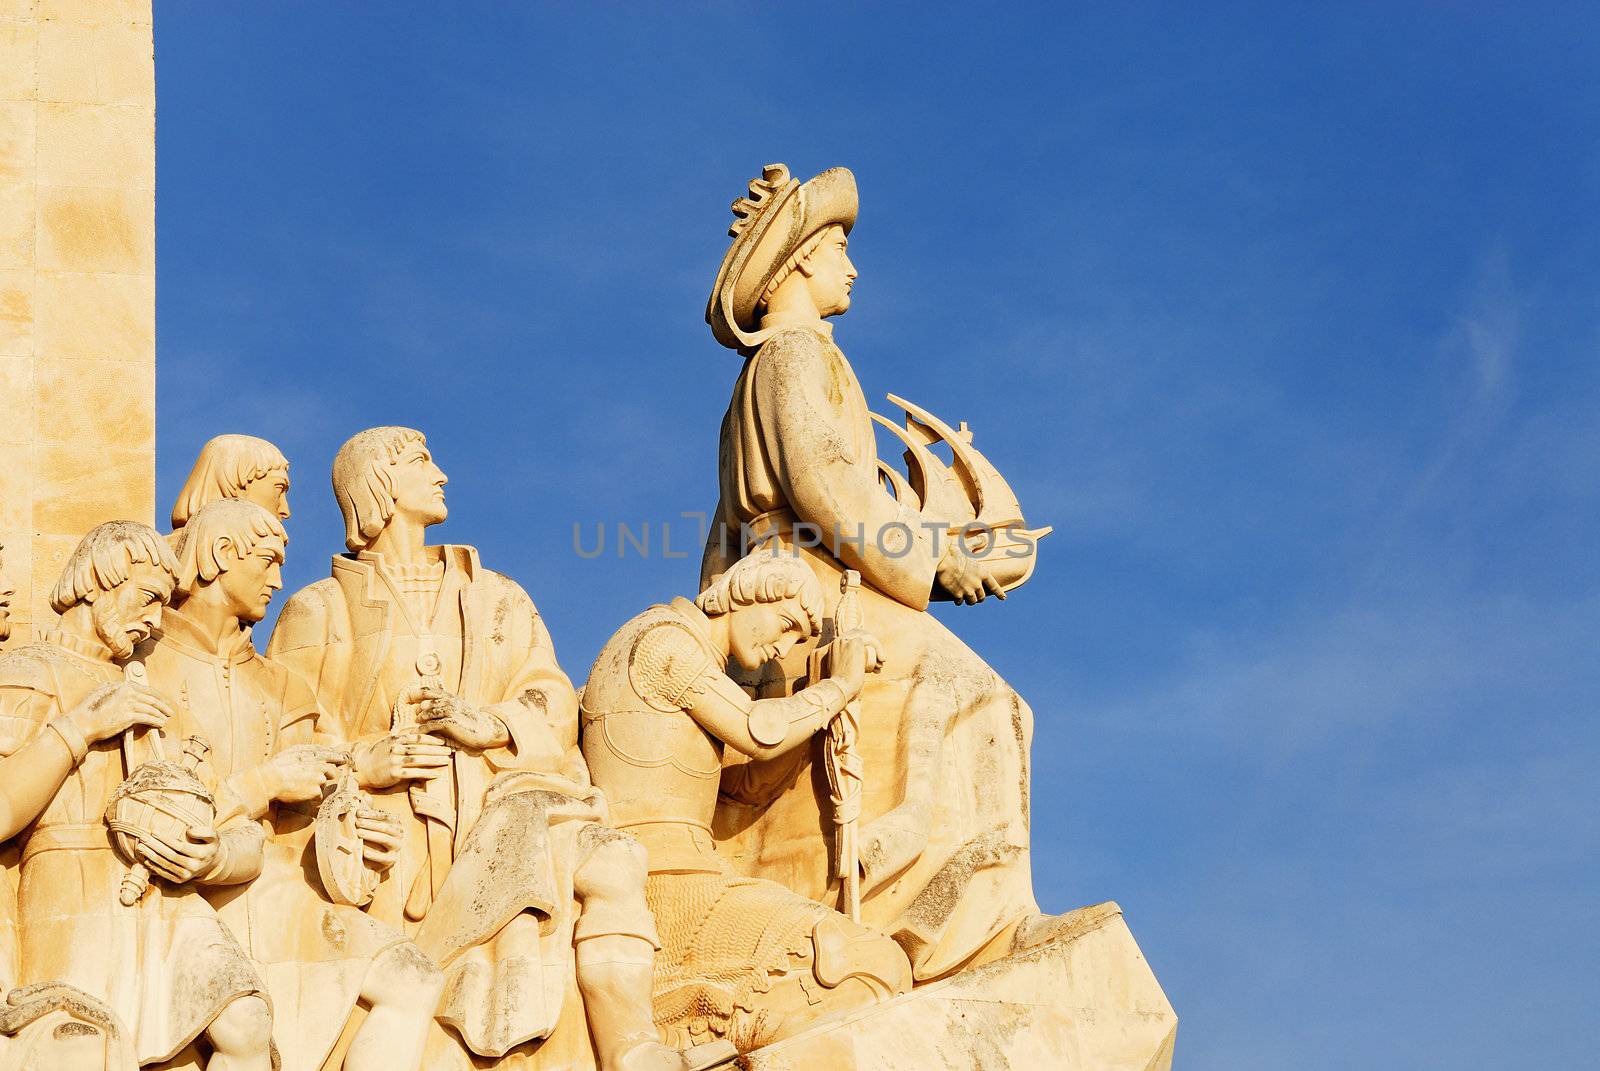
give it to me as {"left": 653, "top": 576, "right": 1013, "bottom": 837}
{"left": 268, "top": 428, "right": 722, "bottom": 1071}
{"left": 0, "top": 522, "right": 274, "bottom": 1069}
{"left": 702, "top": 164, "right": 1059, "bottom": 982}
{"left": 0, "top": 537, "right": 174, "bottom": 1069}
{"left": 143, "top": 500, "right": 444, "bottom": 1071}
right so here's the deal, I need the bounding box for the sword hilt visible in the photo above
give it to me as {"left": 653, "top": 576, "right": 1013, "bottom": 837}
{"left": 837, "top": 570, "right": 862, "bottom": 637}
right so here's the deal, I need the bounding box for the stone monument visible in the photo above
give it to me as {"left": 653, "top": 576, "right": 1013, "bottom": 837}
{"left": 0, "top": 7, "right": 1175, "bottom": 1068}
{"left": 1, "top": 0, "right": 157, "bottom": 642}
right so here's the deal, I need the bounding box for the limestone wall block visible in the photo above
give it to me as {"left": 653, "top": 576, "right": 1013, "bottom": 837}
{"left": 0, "top": 353, "right": 32, "bottom": 437}
{"left": 37, "top": 101, "right": 153, "bottom": 188}
{"left": 35, "top": 269, "right": 151, "bottom": 359}
{"left": 0, "top": 99, "right": 35, "bottom": 179}
{"left": 0, "top": 525, "right": 29, "bottom": 634}
{"left": 31, "top": 442, "right": 151, "bottom": 537}
{"left": 35, "top": 183, "right": 151, "bottom": 273}
{"left": 0, "top": 444, "right": 29, "bottom": 530}
{"left": 32, "top": 354, "right": 153, "bottom": 447}
{"left": 35, "top": 18, "right": 152, "bottom": 106}
{"left": 28, "top": 530, "right": 74, "bottom": 626}
{"left": 0, "top": 271, "right": 30, "bottom": 356}
{"left": 0, "top": 19, "right": 39, "bottom": 102}
{"left": 37, "top": 0, "right": 150, "bottom": 27}
{"left": 0, "top": 181, "right": 34, "bottom": 267}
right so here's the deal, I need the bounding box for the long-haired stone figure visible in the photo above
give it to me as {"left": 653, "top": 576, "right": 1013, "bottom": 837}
{"left": 269, "top": 428, "right": 730, "bottom": 1071}
{"left": 145, "top": 500, "right": 445, "bottom": 1071}
{"left": 171, "top": 434, "right": 291, "bottom": 530}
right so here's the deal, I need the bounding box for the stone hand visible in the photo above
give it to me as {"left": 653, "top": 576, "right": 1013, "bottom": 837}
{"left": 405, "top": 685, "right": 511, "bottom": 750}
{"left": 355, "top": 806, "right": 402, "bottom": 871}
{"left": 265, "top": 743, "right": 349, "bottom": 803}
{"left": 830, "top": 629, "right": 884, "bottom": 698}
{"left": 935, "top": 542, "right": 1006, "bottom": 605}
{"left": 65, "top": 681, "right": 174, "bottom": 745}
{"left": 355, "top": 732, "right": 452, "bottom": 789}
{"left": 138, "top": 824, "right": 220, "bottom": 885}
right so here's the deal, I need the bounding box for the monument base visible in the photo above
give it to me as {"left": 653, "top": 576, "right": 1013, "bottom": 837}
{"left": 737, "top": 903, "right": 1176, "bottom": 1070}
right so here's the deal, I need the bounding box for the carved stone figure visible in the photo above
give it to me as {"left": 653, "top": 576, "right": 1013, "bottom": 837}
{"left": 703, "top": 165, "right": 1063, "bottom": 982}
{"left": 580, "top": 552, "right": 912, "bottom": 1051}
{"left": 142, "top": 500, "right": 444, "bottom": 1071}
{"left": 170, "top": 436, "right": 292, "bottom": 530}
{"left": 0, "top": 522, "right": 274, "bottom": 1068}
{"left": 268, "top": 428, "right": 724, "bottom": 1071}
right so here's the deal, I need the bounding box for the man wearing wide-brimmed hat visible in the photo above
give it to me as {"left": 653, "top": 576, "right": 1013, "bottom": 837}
{"left": 702, "top": 164, "right": 1067, "bottom": 983}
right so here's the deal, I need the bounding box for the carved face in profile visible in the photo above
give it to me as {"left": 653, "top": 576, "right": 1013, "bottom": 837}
{"left": 390, "top": 441, "right": 449, "bottom": 527}
{"left": 799, "top": 224, "right": 857, "bottom": 318}
{"left": 214, "top": 533, "right": 285, "bottom": 624}
{"left": 726, "top": 597, "right": 812, "bottom": 672}
{"left": 92, "top": 563, "right": 173, "bottom": 660}
{"left": 242, "top": 467, "right": 291, "bottom": 521}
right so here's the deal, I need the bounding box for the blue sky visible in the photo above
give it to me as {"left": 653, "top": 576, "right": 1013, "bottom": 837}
{"left": 153, "top": 5, "right": 1599, "bottom": 1067}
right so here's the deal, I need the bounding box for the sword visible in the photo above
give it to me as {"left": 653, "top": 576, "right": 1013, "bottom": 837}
{"left": 393, "top": 648, "right": 457, "bottom": 921}
{"left": 824, "top": 570, "right": 865, "bottom": 922}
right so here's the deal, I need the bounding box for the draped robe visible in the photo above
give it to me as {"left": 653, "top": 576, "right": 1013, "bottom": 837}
{"left": 267, "top": 546, "right": 613, "bottom": 1067}
{"left": 142, "top": 607, "right": 420, "bottom": 1071}
{"left": 0, "top": 637, "right": 266, "bottom": 1065}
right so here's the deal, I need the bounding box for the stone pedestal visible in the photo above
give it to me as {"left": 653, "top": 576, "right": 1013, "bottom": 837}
{"left": 0, "top": 0, "right": 155, "bottom": 638}
{"left": 739, "top": 903, "right": 1176, "bottom": 1070}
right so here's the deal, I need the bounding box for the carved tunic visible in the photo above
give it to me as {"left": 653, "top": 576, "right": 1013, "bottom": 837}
{"left": 713, "top": 326, "right": 939, "bottom": 608}
{"left": 582, "top": 598, "right": 900, "bottom": 1048}
{"left": 706, "top": 325, "right": 1041, "bottom": 981}
{"left": 583, "top": 600, "right": 736, "bottom": 854}
{"left": 0, "top": 637, "right": 265, "bottom": 1065}
{"left": 268, "top": 547, "right": 583, "bottom": 923}
{"left": 142, "top": 608, "right": 415, "bottom": 1071}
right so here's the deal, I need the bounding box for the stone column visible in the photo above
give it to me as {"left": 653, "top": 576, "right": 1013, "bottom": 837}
{"left": 0, "top": 0, "right": 155, "bottom": 640}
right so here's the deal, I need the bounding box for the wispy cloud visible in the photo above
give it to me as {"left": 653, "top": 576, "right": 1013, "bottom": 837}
{"left": 1456, "top": 248, "right": 1521, "bottom": 404}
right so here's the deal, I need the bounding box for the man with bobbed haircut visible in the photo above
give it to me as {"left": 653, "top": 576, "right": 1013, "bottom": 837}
{"left": 270, "top": 428, "right": 723, "bottom": 1071}
{"left": 0, "top": 521, "right": 275, "bottom": 1069}
{"left": 330, "top": 426, "right": 428, "bottom": 553}
{"left": 171, "top": 498, "right": 288, "bottom": 593}
{"left": 170, "top": 434, "right": 292, "bottom": 530}
{"left": 147, "top": 499, "right": 444, "bottom": 1071}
